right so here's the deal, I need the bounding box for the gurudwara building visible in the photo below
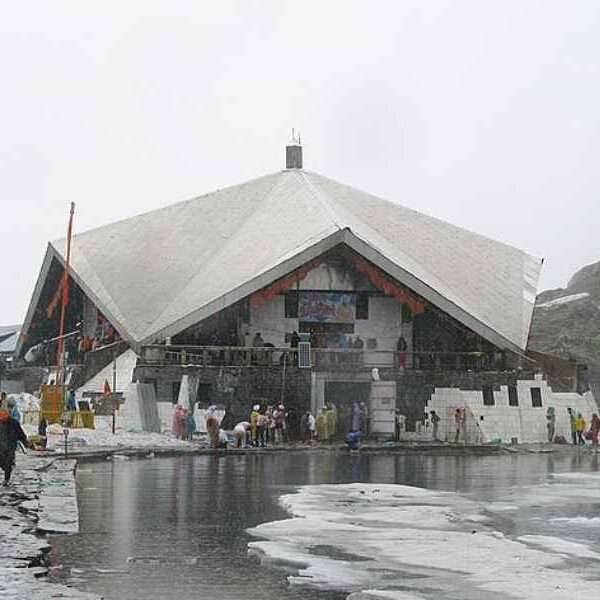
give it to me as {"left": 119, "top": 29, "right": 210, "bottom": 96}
{"left": 15, "top": 142, "right": 597, "bottom": 442}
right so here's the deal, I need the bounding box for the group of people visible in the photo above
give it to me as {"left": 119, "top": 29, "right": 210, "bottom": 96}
{"left": 563, "top": 408, "right": 600, "bottom": 447}
{"left": 171, "top": 405, "right": 197, "bottom": 441}
{"left": 170, "top": 400, "right": 370, "bottom": 450}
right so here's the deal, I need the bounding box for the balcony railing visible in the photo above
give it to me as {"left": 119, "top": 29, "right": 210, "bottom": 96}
{"left": 139, "top": 344, "right": 512, "bottom": 371}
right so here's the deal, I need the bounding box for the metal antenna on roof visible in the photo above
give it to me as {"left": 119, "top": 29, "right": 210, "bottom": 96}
{"left": 298, "top": 131, "right": 301, "bottom": 145}
{"left": 291, "top": 128, "right": 295, "bottom": 144}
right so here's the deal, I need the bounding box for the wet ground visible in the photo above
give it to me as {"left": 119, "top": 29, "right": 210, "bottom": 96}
{"left": 50, "top": 450, "right": 600, "bottom": 599}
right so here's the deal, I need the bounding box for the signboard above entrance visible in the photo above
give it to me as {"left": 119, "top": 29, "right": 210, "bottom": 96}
{"left": 298, "top": 292, "right": 356, "bottom": 323}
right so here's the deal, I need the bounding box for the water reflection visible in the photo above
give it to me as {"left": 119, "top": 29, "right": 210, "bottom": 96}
{"left": 51, "top": 451, "right": 600, "bottom": 600}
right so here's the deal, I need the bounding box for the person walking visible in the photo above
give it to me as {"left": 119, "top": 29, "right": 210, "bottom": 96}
{"left": 171, "top": 405, "right": 185, "bottom": 439}
{"left": 67, "top": 388, "right": 77, "bottom": 413}
{"left": 454, "top": 408, "right": 462, "bottom": 443}
{"left": 546, "top": 406, "right": 556, "bottom": 443}
{"left": 459, "top": 407, "right": 467, "bottom": 443}
{"left": 273, "top": 405, "right": 285, "bottom": 444}
{"left": 250, "top": 404, "right": 260, "bottom": 446}
{"left": 325, "top": 402, "right": 338, "bottom": 443}
{"left": 300, "top": 411, "right": 309, "bottom": 442}
{"left": 567, "top": 408, "right": 578, "bottom": 445}
{"left": 257, "top": 409, "right": 269, "bottom": 448}
{"left": 205, "top": 405, "right": 220, "bottom": 448}
{"left": 316, "top": 408, "right": 328, "bottom": 442}
{"left": 351, "top": 402, "right": 361, "bottom": 433}
{"left": 7, "top": 398, "right": 21, "bottom": 424}
{"left": 184, "top": 410, "right": 196, "bottom": 441}
{"left": 308, "top": 410, "right": 316, "bottom": 441}
{"left": 220, "top": 403, "right": 236, "bottom": 431}
{"left": 0, "top": 407, "right": 31, "bottom": 486}
{"left": 575, "top": 413, "right": 586, "bottom": 446}
{"left": 430, "top": 410, "right": 441, "bottom": 442}
{"left": 396, "top": 336, "right": 408, "bottom": 370}
{"left": 588, "top": 413, "right": 600, "bottom": 450}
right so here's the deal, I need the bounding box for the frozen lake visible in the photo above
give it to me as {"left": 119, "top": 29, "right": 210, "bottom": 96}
{"left": 50, "top": 451, "right": 600, "bottom": 599}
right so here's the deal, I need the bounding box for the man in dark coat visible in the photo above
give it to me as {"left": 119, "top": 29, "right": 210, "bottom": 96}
{"left": 0, "top": 409, "right": 29, "bottom": 486}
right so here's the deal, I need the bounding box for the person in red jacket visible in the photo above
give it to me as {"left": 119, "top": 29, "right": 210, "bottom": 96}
{"left": 589, "top": 413, "right": 600, "bottom": 449}
{"left": 0, "top": 409, "right": 30, "bottom": 486}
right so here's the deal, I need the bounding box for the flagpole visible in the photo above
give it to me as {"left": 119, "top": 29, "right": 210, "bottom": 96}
{"left": 57, "top": 202, "right": 75, "bottom": 389}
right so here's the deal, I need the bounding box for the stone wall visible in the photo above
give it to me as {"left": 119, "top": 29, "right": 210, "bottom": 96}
{"left": 133, "top": 364, "right": 312, "bottom": 418}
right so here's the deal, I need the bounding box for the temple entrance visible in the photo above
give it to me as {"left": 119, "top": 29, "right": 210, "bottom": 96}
{"left": 324, "top": 381, "right": 371, "bottom": 436}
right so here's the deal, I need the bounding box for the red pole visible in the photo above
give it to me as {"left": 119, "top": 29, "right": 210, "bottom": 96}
{"left": 56, "top": 202, "right": 75, "bottom": 386}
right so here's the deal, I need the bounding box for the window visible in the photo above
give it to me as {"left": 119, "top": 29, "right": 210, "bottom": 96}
{"left": 401, "top": 303, "right": 413, "bottom": 323}
{"left": 356, "top": 294, "right": 369, "bottom": 320}
{"left": 531, "top": 387, "right": 542, "bottom": 408}
{"left": 145, "top": 378, "right": 157, "bottom": 395}
{"left": 239, "top": 298, "right": 250, "bottom": 323}
{"left": 172, "top": 381, "right": 181, "bottom": 405}
{"left": 508, "top": 385, "right": 518, "bottom": 406}
{"left": 482, "top": 385, "right": 495, "bottom": 406}
{"left": 284, "top": 291, "right": 299, "bottom": 318}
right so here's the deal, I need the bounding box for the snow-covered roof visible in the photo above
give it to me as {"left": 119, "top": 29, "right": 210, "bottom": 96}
{"left": 0, "top": 324, "right": 20, "bottom": 337}
{"left": 23, "top": 169, "right": 542, "bottom": 352}
{"left": 0, "top": 329, "right": 19, "bottom": 353}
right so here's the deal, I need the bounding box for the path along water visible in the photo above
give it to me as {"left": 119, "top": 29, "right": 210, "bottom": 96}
{"left": 50, "top": 451, "right": 600, "bottom": 599}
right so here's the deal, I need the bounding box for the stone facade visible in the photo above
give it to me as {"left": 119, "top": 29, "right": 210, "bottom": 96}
{"left": 133, "top": 363, "right": 312, "bottom": 419}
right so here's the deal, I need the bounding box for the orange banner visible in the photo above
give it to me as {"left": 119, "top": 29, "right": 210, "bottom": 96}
{"left": 349, "top": 255, "right": 426, "bottom": 315}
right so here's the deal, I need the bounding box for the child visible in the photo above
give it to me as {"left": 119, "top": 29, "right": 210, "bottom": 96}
{"left": 184, "top": 411, "right": 196, "bottom": 441}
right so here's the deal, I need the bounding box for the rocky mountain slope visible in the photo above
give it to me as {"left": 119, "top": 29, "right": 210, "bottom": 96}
{"left": 528, "top": 260, "right": 600, "bottom": 395}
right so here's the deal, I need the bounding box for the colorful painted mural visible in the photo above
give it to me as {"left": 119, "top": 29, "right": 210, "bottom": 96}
{"left": 298, "top": 292, "right": 356, "bottom": 323}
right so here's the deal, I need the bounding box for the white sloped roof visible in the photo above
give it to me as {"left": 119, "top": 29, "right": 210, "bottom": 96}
{"left": 45, "top": 169, "right": 541, "bottom": 351}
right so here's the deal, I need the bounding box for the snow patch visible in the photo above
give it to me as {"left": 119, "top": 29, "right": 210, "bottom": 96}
{"left": 518, "top": 535, "right": 600, "bottom": 560}
{"left": 537, "top": 292, "right": 590, "bottom": 308}
{"left": 550, "top": 517, "right": 600, "bottom": 527}
{"left": 248, "top": 483, "right": 599, "bottom": 599}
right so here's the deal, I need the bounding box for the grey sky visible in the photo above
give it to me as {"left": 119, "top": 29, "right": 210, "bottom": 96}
{"left": 1, "top": 1, "right": 598, "bottom": 325}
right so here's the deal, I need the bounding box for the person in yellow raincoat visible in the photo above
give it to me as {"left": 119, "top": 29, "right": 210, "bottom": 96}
{"left": 574, "top": 413, "right": 586, "bottom": 446}
{"left": 316, "top": 408, "right": 329, "bottom": 442}
{"left": 250, "top": 404, "right": 260, "bottom": 446}
{"left": 325, "top": 402, "right": 338, "bottom": 442}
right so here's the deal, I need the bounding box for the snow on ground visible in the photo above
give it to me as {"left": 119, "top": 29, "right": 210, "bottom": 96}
{"left": 550, "top": 516, "right": 600, "bottom": 527}
{"left": 23, "top": 415, "right": 193, "bottom": 451}
{"left": 7, "top": 392, "right": 40, "bottom": 413}
{"left": 517, "top": 535, "right": 600, "bottom": 560}
{"left": 248, "top": 482, "right": 600, "bottom": 599}
{"left": 537, "top": 292, "right": 590, "bottom": 308}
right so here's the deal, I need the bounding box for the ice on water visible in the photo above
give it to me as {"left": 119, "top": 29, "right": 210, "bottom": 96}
{"left": 248, "top": 480, "right": 600, "bottom": 599}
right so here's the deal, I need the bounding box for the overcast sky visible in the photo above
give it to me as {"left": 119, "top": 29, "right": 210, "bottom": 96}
{"left": 1, "top": 1, "right": 598, "bottom": 324}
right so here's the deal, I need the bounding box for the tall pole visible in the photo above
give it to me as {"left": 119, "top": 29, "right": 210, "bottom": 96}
{"left": 57, "top": 202, "right": 75, "bottom": 389}
{"left": 112, "top": 351, "right": 117, "bottom": 434}
{"left": 280, "top": 352, "right": 287, "bottom": 406}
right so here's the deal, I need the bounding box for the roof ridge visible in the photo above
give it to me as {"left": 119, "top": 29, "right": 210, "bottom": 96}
{"left": 298, "top": 171, "right": 343, "bottom": 231}
{"left": 141, "top": 171, "right": 287, "bottom": 339}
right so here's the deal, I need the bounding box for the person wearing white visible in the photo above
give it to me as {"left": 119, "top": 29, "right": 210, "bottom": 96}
{"left": 233, "top": 421, "right": 250, "bottom": 448}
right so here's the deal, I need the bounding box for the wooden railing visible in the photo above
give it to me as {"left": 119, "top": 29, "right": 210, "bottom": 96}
{"left": 140, "top": 344, "right": 298, "bottom": 367}
{"left": 139, "top": 344, "right": 513, "bottom": 371}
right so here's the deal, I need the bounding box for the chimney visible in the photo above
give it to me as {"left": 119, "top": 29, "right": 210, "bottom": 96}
{"left": 286, "top": 129, "right": 303, "bottom": 169}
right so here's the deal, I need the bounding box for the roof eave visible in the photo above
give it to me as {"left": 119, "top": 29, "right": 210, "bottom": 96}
{"left": 139, "top": 228, "right": 348, "bottom": 345}
{"left": 15, "top": 245, "right": 55, "bottom": 357}
{"left": 342, "top": 230, "right": 525, "bottom": 353}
